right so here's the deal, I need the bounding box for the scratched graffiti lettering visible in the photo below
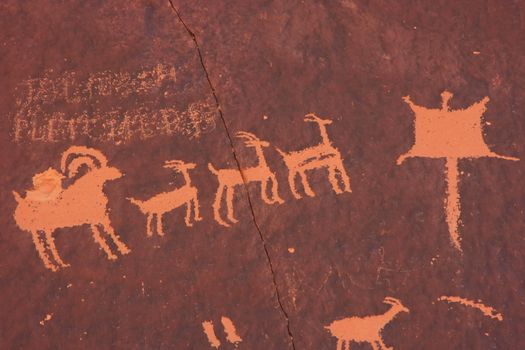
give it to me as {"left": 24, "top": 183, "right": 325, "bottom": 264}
{"left": 12, "top": 64, "right": 216, "bottom": 143}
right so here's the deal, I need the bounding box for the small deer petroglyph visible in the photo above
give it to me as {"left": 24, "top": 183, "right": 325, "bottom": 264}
{"left": 277, "top": 113, "right": 351, "bottom": 199}
{"left": 128, "top": 160, "right": 202, "bottom": 236}
{"left": 325, "top": 297, "right": 409, "bottom": 350}
{"left": 208, "top": 131, "right": 283, "bottom": 227}
{"left": 12, "top": 146, "right": 130, "bottom": 271}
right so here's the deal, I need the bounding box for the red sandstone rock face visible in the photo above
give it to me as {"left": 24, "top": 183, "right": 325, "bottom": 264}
{"left": 1, "top": 0, "right": 524, "bottom": 349}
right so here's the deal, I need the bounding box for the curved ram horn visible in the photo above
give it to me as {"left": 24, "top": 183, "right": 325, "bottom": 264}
{"left": 60, "top": 146, "right": 108, "bottom": 175}
{"left": 384, "top": 297, "right": 401, "bottom": 304}
{"left": 163, "top": 160, "right": 185, "bottom": 169}
{"left": 66, "top": 157, "right": 96, "bottom": 177}
{"left": 235, "top": 131, "right": 259, "bottom": 141}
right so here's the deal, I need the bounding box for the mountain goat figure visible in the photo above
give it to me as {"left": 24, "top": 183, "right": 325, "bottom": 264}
{"left": 324, "top": 297, "right": 409, "bottom": 350}
{"left": 12, "top": 146, "right": 131, "bottom": 271}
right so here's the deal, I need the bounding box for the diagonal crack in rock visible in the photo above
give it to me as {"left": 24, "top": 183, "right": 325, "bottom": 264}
{"left": 167, "top": 1, "right": 296, "bottom": 349}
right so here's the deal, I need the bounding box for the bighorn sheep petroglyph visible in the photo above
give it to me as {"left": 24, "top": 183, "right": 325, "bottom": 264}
{"left": 277, "top": 113, "right": 351, "bottom": 199}
{"left": 12, "top": 146, "right": 130, "bottom": 271}
{"left": 208, "top": 131, "right": 283, "bottom": 227}
{"left": 325, "top": 297, "right": 409, "bottom": 350}
{"left": 128, "top": 160, "right": 202, "bottom": 236}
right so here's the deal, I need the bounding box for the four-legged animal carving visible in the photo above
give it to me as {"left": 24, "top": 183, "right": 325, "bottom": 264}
{"left": 12, "top": 146, "right": 131, "bottom": 271}
{"left": 208, "top": 131, "right": 283, "bottom": 227}
{"left": 128, "top": 160, "right": 202, "bottom": 236}
{"left": 276, "top": 114, "right": 351, "bottom": 199}
{"left": 12, "top": 118, "right": 352, "bottom": 270}
{"left": 325, "top": 297, "right": 409, "bottom": 350}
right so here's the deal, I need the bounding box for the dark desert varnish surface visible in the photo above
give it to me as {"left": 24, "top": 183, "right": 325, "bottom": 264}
{"left": 1, "top": 1, "right": 523, "bottom": 349}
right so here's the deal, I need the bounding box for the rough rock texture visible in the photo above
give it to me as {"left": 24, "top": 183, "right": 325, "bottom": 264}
{"left": 2, "top": 0, "right": 525, "bottom": 349}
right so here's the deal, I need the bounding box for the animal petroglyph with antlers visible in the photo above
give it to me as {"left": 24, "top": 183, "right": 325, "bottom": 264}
{"left": 325, "top": 297, "right": 409, "bottom": 350}
{"left": 208, "top": 131, "right": 283, "bottom": 227}
{"left": 12, "top": 146, "right": 130, "bottom": 271}
{"left": 277, "top": 113, "right": 351, "bottom": 199}
{"left": 128, "top": 160, "right": 202, "bottom": 236}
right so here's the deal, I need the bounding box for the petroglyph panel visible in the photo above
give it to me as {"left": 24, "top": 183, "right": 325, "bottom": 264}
{"left": 3, "top": 0, "right": 525, "bottom": 349}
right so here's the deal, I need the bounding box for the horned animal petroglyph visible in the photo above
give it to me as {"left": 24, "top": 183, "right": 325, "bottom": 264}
{"left": 325, "top": 297, "right": 409, "bottom": 350}
{"left": 208, "top": 131, "right": 283, "bottom": 227}
{"left": 13, "top": 146, "right": 130, "bottom": 271}
{"left": 277, "top": 113, "right": 351, "bottom": 199}
{"left": 128, "top": 160, "right": 202, "bottom": 236}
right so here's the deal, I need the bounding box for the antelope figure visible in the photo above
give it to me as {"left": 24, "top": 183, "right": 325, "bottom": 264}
{"left": 208, "top": 131, "right": 283, "bottom": 227}
{"left": 12, "top": 146, "right": 130, "bottom": 271}
{"left": 324, "top": 297, "right": 409, "bottom": 350}
{"left": 128, "top": 160, "right": 202, "bottom": 236}
{"left": 277, "top": 114, "right": 351, "bottom": 199}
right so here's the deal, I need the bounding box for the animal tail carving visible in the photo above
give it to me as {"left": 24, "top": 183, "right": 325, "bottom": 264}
{"left": 127, "top": 197, "right": 145, "bottom": 212}
{"left": 275, "top": 148, "right": 287, "bottom": 158}
{"left": 208, "top": 163, "right": 219, "bottom": 175}
{"left": 60, "top": 146, "right": 109, "bottom": 177}
{"left": 13, "top": 191, "right": 22, "bottom": 203}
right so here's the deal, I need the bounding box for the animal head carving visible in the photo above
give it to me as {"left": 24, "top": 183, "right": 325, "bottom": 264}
{"left": 383, "top": 297, "right": 410, "bottom": 313}
{"left": 304, "top": 113, "right": 332, "bottom": 125}
{"left": 236, "top": 131, "right": 270, "bottom": 148}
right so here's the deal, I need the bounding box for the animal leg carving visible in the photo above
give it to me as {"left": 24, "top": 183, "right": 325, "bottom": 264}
{"left": 260, "top": 179, "right": 273, "bottom": 204}
{"left": 185, "top": 201, "right": 193, "bottom": 227}
{"left": 156, "top": 213, "right": 165, "bottom": 236}
{"left": 336, "top": 160, "right": 351, "bottom": 192}
{"left": 269, "top": 175, "right": 284, "bottom": 203}
{"left": 299, "top": 171, "right": 315, "bottom": 197}
{"left": 102, "top": 217, "right": 131, "bottom": 254}
{"left": 44, "top": 230, "right": 69, "bottom": 267}
{"left": 226, "top": 186, "right": 238, "bottom": 224}
{"left": 213, "top": 185, "right": 229, "bottom": 227}
{"left": 91, "top": 225, "right": 117, "bottom": 260}
{"left": 328, "top": 166, "right": 344, "bottom": 194}
{"left": 336, "top": 339, "right": 343, "bottom": 350}
{"left": 288, "top": 172, "right": 302, "bottom": 199}
{"left": 193, "top": 195, "right": 202, "bottom": 222}
{"left": 32, "top": 230, "right": 57, "bottom": 271}
{"left": 146, "top": 214, "right": 154, "bottom": 237}
{"left": 371, "top": 342, "right": 379, "bottom": 350}
{"left": 377, "top": 337, "right": 391, "bottom": 350}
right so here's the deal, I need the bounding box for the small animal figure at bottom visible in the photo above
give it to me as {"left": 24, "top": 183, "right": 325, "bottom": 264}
{"left": 324, "top": 297, "right": 409, "bottom": 350}
{"left": 128, "top": 160, "right": 202, "bottom": 236}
